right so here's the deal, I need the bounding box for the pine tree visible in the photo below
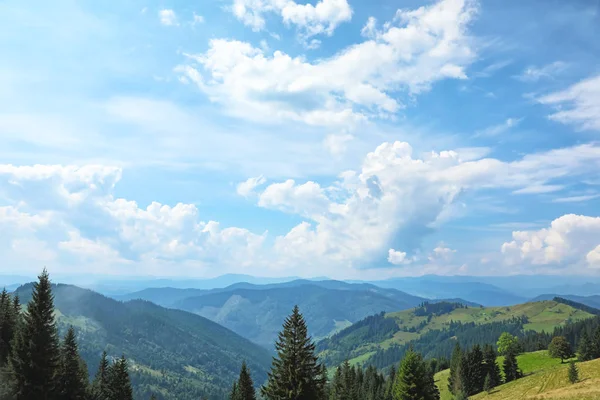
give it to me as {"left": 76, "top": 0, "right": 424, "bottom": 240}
{"left": 57, "top": 327, "right": 89, "bottom": 400}
{"left": 237, "top": 361, "right": 256, "bottom": 400}
{"left": 578, "top": 332, "right": 593, "bottom": 362}
{"left": 483, "top": 373, "right": 492, "bottom": 394}
{"left": 230, "top": 381, "right": 240, "bottom": 400}
{"left": 568, "top": 361, "right": 579, "bottom": 384}
{"left": 107, "top": 355, "right": 133, "bottom": 400}
{"left": 0, "top": 289, "right": 17, "bottom": 366}
{"left": 384, "top": 365, "right": 396, "bottom": 400}
{"left": 502, "top": 350, "right": 522, "bottom": 383}
{"left": 482, "top": 344, "right": 501, "bottom": 389}
{"left": 447, "top": 342, "right": 462, "bottom": 395}
{"left": 392, "top": 349, "right": 439, "bottom": 400}
{"left": 92, "top": 351, "right": 111, "bottom": 399}
{"left": 8, "top": 268, "right": 60, "bottom": 400}
{"left": 592, "top": 326, "right": 600, "bottom": 359}
{"left": 261, "top": 305, "right": 327, "bottom": 400}
{"left": 464, "top": 345, "right": 484, "bottom": 395}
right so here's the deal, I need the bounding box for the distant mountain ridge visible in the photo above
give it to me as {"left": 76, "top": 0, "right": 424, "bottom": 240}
{"left": 14, "top": 282, "right": 272, "bottom": 400}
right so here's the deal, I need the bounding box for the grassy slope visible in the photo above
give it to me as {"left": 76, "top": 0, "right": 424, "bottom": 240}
{"left": 436, "top": 351, "right": 600, "bottom": 400}
{"left": 341, "top": 301, "right": 593, "bottom": 365}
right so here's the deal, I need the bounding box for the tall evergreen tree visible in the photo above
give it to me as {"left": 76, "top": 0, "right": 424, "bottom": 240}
{"left": 8, "top": 268, "right": 60, "bottom": 400}
{"left": 107, "top": 355, "right": 133, "bottom": 400}
{"left": 261, "top": 306, "right": 327, "bottom": 400}
{"left": 592, "top": 326, "right": 600, "bottom": 359}
{"left": 502, "top": 350, "right": 522, "bottom": 383}
{"left": 578, "top": 332, "right": 594, "bottom": 362}
{"left": 57, "top": 327, "right": 88, "bottom": 400}
{"left": 463, "top": 345, "right": 484, "bottom": 395}
{"left": 230, "top": 381, "right": 240, "bottom": 400}
{"left": 92, "top": 351, "right": 111, "bottom": 399}
{"left": 384, "top": 365, "right": 396, "bottom": 400}
{"left": 237, "top": 361, "right": 256, "bottom": 400}
{"left": 0, "top": 289, "right": 17, "bottom": 366}
{"left": 482, "top": 344, "right": 501, "bottom": 389}
{"left": 447, "top": 342, "right": 462, "bottom": 395}
{"left": 568, "top": 361, "right": 579, "bottom": 384}
{"left": 392, "top": 349, "right": 439, "bottom": 400}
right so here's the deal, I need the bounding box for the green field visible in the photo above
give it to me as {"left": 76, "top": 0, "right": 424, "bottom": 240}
{"left": 435, "top": 351, "right": 600, "bottom": 400}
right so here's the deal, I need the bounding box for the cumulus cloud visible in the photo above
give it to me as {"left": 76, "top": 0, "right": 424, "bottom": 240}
{"left": 237, "top": 175, "right": 267, "bottom": 197}
{"left": 388, "top": 249, "right": 408, "bottom": 265}
{"left": 501, "top": 214, "right": 600, "bottom": 269}
{"left": 178, "top": 0, "right": 479, "bottom": 128}
{"left": 3, "top": 138, "right": 600, "bottom": 277}
{"left": 159, "top": 9, "right": 178, "bottom": 26}
{"left": 537, "top": 74, "right": 600, "bottom": 131}
{"left": 231, "top": 0, "right": 352, "bottom": 40}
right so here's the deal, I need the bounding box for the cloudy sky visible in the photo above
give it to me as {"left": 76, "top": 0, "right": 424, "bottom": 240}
{"left": 1, "top": 0, "right": 599, "bottom": 279}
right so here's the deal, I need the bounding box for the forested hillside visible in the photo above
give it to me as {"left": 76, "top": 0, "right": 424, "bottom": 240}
{"left": 171, "top": 283, "right": 426, "bottom": 348}
{"left": 317, "top": 300, "right": 596, "bottom": 369}
{"left": 14, "top": 283, "right": 272, "bottom": 400}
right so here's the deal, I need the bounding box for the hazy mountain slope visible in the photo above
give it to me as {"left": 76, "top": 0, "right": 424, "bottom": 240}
{"left": 116, "top": 287, "right": 207, "bottom": 307}
{"left": 15, "top": 283, "right": 271, "bottom": 400}
{"left": 367, "top": 277, "right": 528, "bottom": 306}
{"left": 173, "top": 283, "right": 426, "bottom": 348}
{"left": 317, "top": 300, "right": 595, "bottom": 369}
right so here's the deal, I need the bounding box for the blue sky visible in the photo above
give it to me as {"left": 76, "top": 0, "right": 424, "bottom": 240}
{"left": 1, "top": 0, "right": 599, "bottom": 279}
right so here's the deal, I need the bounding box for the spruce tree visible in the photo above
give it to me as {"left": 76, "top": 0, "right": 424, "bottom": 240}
{"left": 57, "top": 327, "right": 88, "bottom": 400}
{"left": 384, "top": 365, "right": 396, "bottom": 400}
{"left": 482, "top": 344, "right": 501, "bottom": 389}
{"left": 230, "top": 381, "right": 240, "bottom": 400}
{"left": 568, "top": 361, "right": 579, "bottom": 384}
{"left": 592, "top": 327, "right": 600, "bottom": 359}
{"left": 92, "top": 351, "right": 111, "bottom": 399}
{"left": 465, "top": 345, "right": 484, "bottom": 395}
{"left": 447, "top": 342, "right": 462, "bottom": 395}
{"left": 8, "top": 268, "right": 60, "bottom": 400}
{"left": 107, "top": 355, "right": 133, "bottom": 400}
{"left": 578, "top": 332, "right": 593, "bottom": 362}
{"left": 261, "top": 306, "right": 327, "bottom": 400}
{"left": 392, "top": 349, "right": 439, "bottom": 400}
{"left": 483, "top": 373, "right": 492, "bottom": 394}
{"left": 0, "top": 289, "right": 17, "bottom": 366}
{"left": 237, "top": 361, "right": 256, "bottom": 400}
{"left": 502, "top": 350, "right": 522, "bottom": 383}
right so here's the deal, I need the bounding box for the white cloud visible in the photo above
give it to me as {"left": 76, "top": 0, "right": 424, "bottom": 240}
{"left": 159, "top": 9, "right": 178, "bottom": 26}
{"left": 178, "top": 0, "right": 479, "bottom": 128}
{"left": 3, "top": 139, "right": 600, "bottom": 277}
{"left": 473, "top": 117, "right": 522, "bottom": 138}
{"left": 361, "top": 16, "right": 377, "bottom": 38}
{"left": 237, "top": 175, "right": 267, "bottom": 197}
{"left": 537, "top": 74, "right": 600, "bottom": 131}
{"left": 551, "top": 194, "right": 600, "bottom": 203}
{"left": 231, "top": 0, "right": 352, "bottom": 40}
{"left": 193, "top": 13, "right": 204, "bottom": 24}
{"left": 501, "top": 214, "right": 600, "bottom": 270}
{"left": 388, "top": 248, "right": 407, "bottom": 265}
{"left": 323, "top": 133, "right": 354, "bottom": 155}
{"left": 516, "top": 61, "right": 568, "bottom": 82}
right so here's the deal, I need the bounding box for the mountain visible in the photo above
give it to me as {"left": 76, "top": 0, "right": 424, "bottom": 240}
{"left": 116, "top": 287, "right": 208, "bottom": 307}
{"left": 14, "top": 283, "right": 272, "bottom": 400}
{"left": 531, "top": 294, "right": 600, "bottom": 311}
{"left": 317, "top": 300, "right": 596, "bottom": 369}
{"left": 366, "top": 276, "right": 528, "bottom": 306}
{"left": 172, "top": 282, "right": 426, "bottom": 348}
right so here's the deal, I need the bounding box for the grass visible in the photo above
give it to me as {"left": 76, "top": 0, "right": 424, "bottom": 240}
{"left": 435, "top": 351, "right": 600, "bottom": 400}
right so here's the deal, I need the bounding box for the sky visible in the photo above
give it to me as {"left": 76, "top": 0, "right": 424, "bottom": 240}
{"left": 1, "top": 0, "right": 600, "bottom": 279}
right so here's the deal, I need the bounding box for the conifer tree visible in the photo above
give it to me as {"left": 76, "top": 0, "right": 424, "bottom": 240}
{"left": 568, "top": 361, "right": 579, "bottom": 384}
{"left": 230, "top": 381, "right": 240, "bottom": 400}
{"left": 57, "top": 327, "right": 89, "bottom": 400}
{"left": 0, "top": 289, "right": 17, "bottom": 366}
{"left": 92, "top": 351, "right": 111, "bottom": 399}
{"left": 8, "top": 268, "right": 60, "bottom": 399}
{"left": 392, "top": 349, "right": 439, "bottom": 400}
{"left": 384, "top": 365, "right": 396, "bottom": 400}
{"left": 237, "top": 361, "right": 256, "bottom": 400}
{"left": 482, "top": 344, "right": 501, "bottom": 389}
{"left": 464, "top": 345, "right": 484, "bottom": 395}
{"left": 447, "top": 342, "right": 462, "bottom": 395}
{"left": 578, "top": 332, "right": 593, "bottom": 362}
{"left": 502, "top": 349, "right": 522, "bottom": 383}
{"left": 261, "top": 306, "right": 327, "bottom": 400}
{"left": 592, "top": 326, "right": 600, "bottom": 359}
{"left": 483, "top": 373, "right": 492, "bottom": 394}
{"left": 107, "top": 355, "right": 133, "bottom": 400}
